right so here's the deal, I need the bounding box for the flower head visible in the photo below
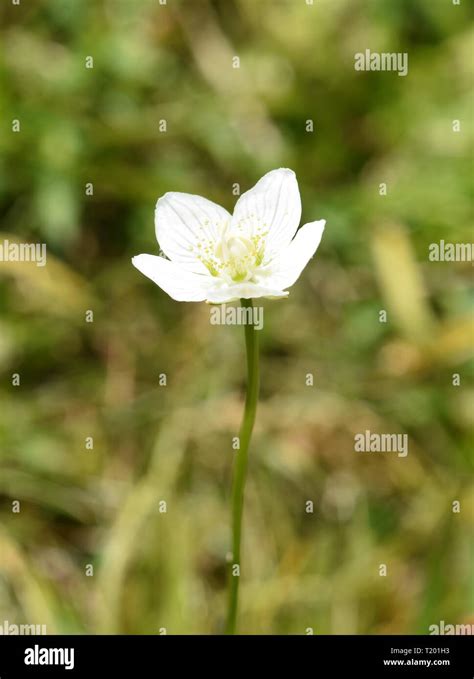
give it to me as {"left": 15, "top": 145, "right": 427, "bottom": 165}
{"left": 132, "top": 168, "right": 325, "bottom": 303}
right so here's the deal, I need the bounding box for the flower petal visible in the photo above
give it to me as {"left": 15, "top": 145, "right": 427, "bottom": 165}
{"left": 266, "top": 220, "right": 325, "bottom": 290}
{"left": 155, "top": 192, "right": 232, "bottom": 274}
{"left": 205, "top": 282, "right": 288, "bottom": 304}
{"left": 132, "top": 254, "right": 212, "bottom": 302}
{"left": 231, "top": 168, "right": 301, "bottom": 259}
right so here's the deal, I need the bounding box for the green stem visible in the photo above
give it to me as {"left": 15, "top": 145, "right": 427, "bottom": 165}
{"left": 225, "top": 298, "right": 260, "bottom": 635}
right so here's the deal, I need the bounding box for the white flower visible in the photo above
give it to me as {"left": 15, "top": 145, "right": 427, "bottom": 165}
{"left": 132, "top": 168, "right": 325, "bottom": 303}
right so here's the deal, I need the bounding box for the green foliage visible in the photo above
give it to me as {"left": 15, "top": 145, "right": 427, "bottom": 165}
{"left": 0, "top": 0, "right": 472, "bottom": 634}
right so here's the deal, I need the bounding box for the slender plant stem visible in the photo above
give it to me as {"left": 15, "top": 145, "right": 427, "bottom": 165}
{"left": 225, "top": 298, "right": 260, "bottom": 635}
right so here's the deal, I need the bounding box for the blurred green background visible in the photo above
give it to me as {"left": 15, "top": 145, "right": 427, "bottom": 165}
{"left": 0, "top": 0, "right": 472, "bottom": 634}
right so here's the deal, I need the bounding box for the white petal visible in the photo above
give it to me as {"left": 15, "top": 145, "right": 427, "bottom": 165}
{"left": 205, "top": 282, "right": 288, "bottom": 304}
{"left": 132, "top": 254, "right": 212, "bottom": 302}
{"left": 266, "top": 220, "right": 325, "bottom": 290}
{"left": 231, "top": 168, "right": 301, "bottom": 259}
{"left": 155, "top": 192, "right": 232, "bottom": 273}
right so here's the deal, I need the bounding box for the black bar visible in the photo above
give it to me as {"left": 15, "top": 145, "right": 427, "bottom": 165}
{"left": 0, "top": 634, "right": 471, "bottom": 677}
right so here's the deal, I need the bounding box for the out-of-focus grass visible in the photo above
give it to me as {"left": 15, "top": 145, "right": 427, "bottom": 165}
{"left": 0, "top": 0, "right": 472, "bottom": 634}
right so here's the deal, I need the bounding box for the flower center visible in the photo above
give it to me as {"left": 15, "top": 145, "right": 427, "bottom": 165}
{"left": 191, "top": 222, "right": 267, "bottom": 282}
{"left": 214, "top": 235, "right": 250, "bottom": 281}
{"left": 215, "top": 232, "right": 266, "bottom": 282}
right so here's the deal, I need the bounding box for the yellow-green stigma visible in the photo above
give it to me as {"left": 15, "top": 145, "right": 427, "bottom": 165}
{"left": 190, "top": 222, "right": 268, "bottom": 283}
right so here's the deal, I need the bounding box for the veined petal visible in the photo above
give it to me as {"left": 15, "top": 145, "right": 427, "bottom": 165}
{"left": 132, "top": 254, "right": 212, "bottom": 302}
{"left": 155, "top": 192, "right": 232, "bottom": 274}
{"left": 231, "top": 168, "right": 301, "bottom": 260}
{"left": 205, "top": 282, "right": 288, "bottom": 304}
{"left": 266, "top": 220, "right": 325, "bottom": 290}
